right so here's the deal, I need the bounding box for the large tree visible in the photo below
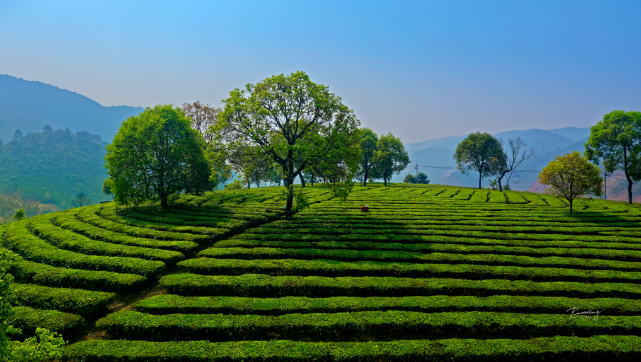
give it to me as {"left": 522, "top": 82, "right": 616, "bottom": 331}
{"left": 454, "top": 132, "right": 506, "bottom": 189}
{"left": 372, "top": 133, "right": 410, "bottom": 186}
{"left": 219, "top": 71, "right": 360, "bottom": 218}
{"left": 495, "top": 137, "right": 536, "bottom": 191}
{"left": 585, "top": 110, "right": 641, "bottom": 204}
{"left": 538, "top": 151, "right": 603, "bottom": 213}
{"left": 358, "top": 128, "right": 378, "bottom": 186}
{"left": 105, "top": 104, "right": 211, "bottom": 209}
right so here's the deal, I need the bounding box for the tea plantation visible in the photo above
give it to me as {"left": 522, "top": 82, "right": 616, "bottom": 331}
{"left": 3, "top": 184, "right": 641, "bottom": 361}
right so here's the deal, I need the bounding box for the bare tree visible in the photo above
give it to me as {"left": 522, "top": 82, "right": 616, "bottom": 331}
{"left": 496, "top": 137, "right": 536, "bottom": 191}
{"left": 181, "top": 101, "right": 222, "bottom": 147}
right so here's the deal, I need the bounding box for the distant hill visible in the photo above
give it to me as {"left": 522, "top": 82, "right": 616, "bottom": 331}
{"left": 0, "top": 127, "right": 109, "bottom": 209}
{"left": 0, "top": 74, "right": 143, "bottom": 143}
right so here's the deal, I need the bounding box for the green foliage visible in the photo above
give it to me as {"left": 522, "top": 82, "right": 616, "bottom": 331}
{"left": 12, "top": 283, "right": 115, "bottom": 317}
{"left": 585, "top": 109, "right": 641, "bottom": 203}
{"left": 2, "top": 221, "right": 165, "bottom": 276}
{"left": 454, "top": 132, "right": 506, "bottom": 189}
{"left": 136, "top": 293, "right": 641, "bottom": 316}
{"left": 8, "top": 328, "right": 65, "bottom": 362}
{"left": 0, "top": 128, "right": 108, "bottom": 210}
{"left": 101, "top": 178, "right": 112, "bottom": 197}
{"left": 404, "top": 173, "right": 429, "bottom": 184}
{"left": 9, "top": 306, "right": 83, "bottom": 339}
{"left": 357, "top": 128, "right": 378, "bottom": 186}
{"left": 539, "top": 152, "right": 603, "bottom": 213}
{"left": 11, "top": 210, "right": 24, "bottom": 222}
{"left": 371, "top": 133, "right": 410, "bottom": 186}
{"left": 63, "top": 336, "right": 641, "bottom": 362}
{"left": 160, "top": 273, "right": 641, "bottom": 298}
{"left": 224, "top": 178, "right": 246, "bottom": 191}
{"left": 177, "top": 257, "right": 641, "bottom": 283}
{"left": 0, "top": 248, "right": 15, "bottom": 361}
{"left": 219, "top": 71, "right": 360, "bottom": 218}
{"left": 105, "top": 104, "right": 211, "bottom": 209}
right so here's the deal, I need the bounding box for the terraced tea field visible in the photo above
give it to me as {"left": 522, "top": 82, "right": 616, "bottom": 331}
{"left": 3, "top": 184, "right": 641, "bottom": 361}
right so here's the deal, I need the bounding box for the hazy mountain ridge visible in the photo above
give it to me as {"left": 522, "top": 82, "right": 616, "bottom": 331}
{"left": 0, "top": 74, "right": 143, "bottom": 143}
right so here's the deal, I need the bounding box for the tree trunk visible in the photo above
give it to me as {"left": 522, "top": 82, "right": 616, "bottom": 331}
{"left": 310, "top": 172, "right": 314, "bottom": 187}
{"left": 478, "top": 174, "right": 482, "bottom": 189}
{"left": 363, "top": 166, "right": 369, "bottom": 186}
{"left": 256, "top": 181, "right": 260, "bottom": 188}
{"left": 299, "top": 173, "right": 306, "bottom": 187}
{"left": 569, "top": 199, "right": 573, "bottom": 214}
{"left": 160, "top": 195, "right": 168, "bottom": 210}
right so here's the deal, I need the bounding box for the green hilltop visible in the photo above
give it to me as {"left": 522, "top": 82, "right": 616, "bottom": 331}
{"left": 2, "top": 184, "right": 641, "bottom": 360}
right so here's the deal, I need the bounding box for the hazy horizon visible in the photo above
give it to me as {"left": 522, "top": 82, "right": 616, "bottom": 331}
{"left": 1, "top": 0, "right": 639, "bottom": 143}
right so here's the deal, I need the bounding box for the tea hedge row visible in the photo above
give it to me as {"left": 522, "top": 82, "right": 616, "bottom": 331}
{"left": 2, "top": 222, "right": 164, "bottom": 276}
{"left": 9, "top": 306, "right": 84, "bottom": 339}
{"left": 97, "top": 310, "right": 641, "bottom": 341}
{"left": 214, "top": 239, "right": 641, "bottom": 262}
{"left": 135, "top": 294, "right": 641, "bottom": 316}
{"left": 65, "top": 334, "right": 641, "bottom": 362}
{"left": 82, "top": 207, "right": 209, "bottom": 242}
{"left": 178, "top": 258, "right": 641, "bottom": 283}
{"left": 10, "top": 257, "right": 146, "bottom": 291}
{"left": 198, "top": 247, "right": 641, "bottom": 271}
{"left": 57, "top": 211, "right": 198, "bottom": 252}
{"left": 13, "top": 283, "right": 115, "bottom": 317}
{"left": 30, "top": 215, "right": 184, "bottom": 264}
{"left": 159, "top": 273, "right": 641, "bottom": 298}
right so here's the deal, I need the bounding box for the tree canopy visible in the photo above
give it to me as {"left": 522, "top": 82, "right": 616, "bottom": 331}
{"left": 585, "top": 110, "right": 641, "bottom": 204}
{"left": 454, "top": 132, "right": 506, "bottom": 189}
{"left": 218, "top": 71, "right": 361, "bottom": 218}
{"left": 404, "top": 172, "right": 429, "bottom": 184}
{"left": 357, "top": 128, "right": 378, "bottom": 186}
{"left": 105, "top": 104, "right": 211, "bottom": 209}
{"left": 538, "top": 151, "right": 603, "bottom": 213}
{"left": 371, "top": 133, "right": 410, "bottom": 187}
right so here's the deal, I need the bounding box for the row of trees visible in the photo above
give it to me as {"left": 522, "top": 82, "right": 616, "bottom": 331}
{"left": 451, "top": 109, "right": 641, "bottom": 208}
{"left": 453, "top": 132, "right": 536, "bottom": 191}
{"left": 105, "top": 72, "right": 411, "bottom": 218}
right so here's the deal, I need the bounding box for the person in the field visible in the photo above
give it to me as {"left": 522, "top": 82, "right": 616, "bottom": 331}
{"left": 361, "top": 204, "right": 369, "bottom": 212}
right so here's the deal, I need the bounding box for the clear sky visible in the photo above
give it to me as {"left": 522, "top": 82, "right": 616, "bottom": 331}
{"left": 1, "top": 0, "right": 639, "bottom": 143}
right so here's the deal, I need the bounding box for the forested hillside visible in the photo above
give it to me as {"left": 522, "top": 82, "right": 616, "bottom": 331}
{"left": 0, "top": 127, "right": 108, "bottom": 210}
{"left": 0, "top": 74, "right": 143, "bottom": 143}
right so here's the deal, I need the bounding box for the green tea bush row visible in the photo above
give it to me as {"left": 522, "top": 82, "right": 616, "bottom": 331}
{"left": 9, "top": 306, "right": 84, "bottom": 339}
{"left": 96, "top": 310, "right": 641, "bottom": 341}
{"left": 119, "top": 209, "right": 240, "bottom": 233}
{"left": 251, "top": 223, "right": 641, "bottom": 237}
{"left": 10, "top": 257, "right": 146, "bottom": 291}
{"left": 82, "top": 207, "right": 209, "bottom": 242}
{"left": 178, "top": 257, "right": 641, "bottom": 283}
{"left": 198, "top": 247, "right": 641, "bottom": 271}
{"left": 30, "top": 215, "right": 184, "bottom": 264}
{"left": 2, "top": 222, "right": 164, "bottom": 276}
{"left": 13, "top": 283, "right": 115, "bottom": 317}
{"left": 57, "top": 211, "right": 199, "bottom": 252}
{"left": 63, "top": 335, "right": 641, "bottom": 362}
{"left": 98, "top": 208, "right": 230, "bottom": 236}
{"left": 135, "top": 294, "right": 641, "bottom": 316}
{"left": 159, "top": 273, "right": 641, "bottom": 298}
{"left": 233, "top": 230, "right": 641, "bottom": 249}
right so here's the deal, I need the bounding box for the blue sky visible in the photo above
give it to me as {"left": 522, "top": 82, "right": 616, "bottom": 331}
{"left": 1, "top": 0, "right": 639, "bottom": 143}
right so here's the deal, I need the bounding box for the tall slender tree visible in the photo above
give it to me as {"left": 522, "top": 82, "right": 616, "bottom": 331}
{"left": 358, "top": 128, "right": 378, "bottom": 186}
{"left": 585, "top": 110, "right": 641, "bottom": 204}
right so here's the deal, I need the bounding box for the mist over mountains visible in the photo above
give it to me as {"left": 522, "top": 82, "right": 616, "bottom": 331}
{"left": 0, "top": 74, "right": 143, "bottom": 143}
